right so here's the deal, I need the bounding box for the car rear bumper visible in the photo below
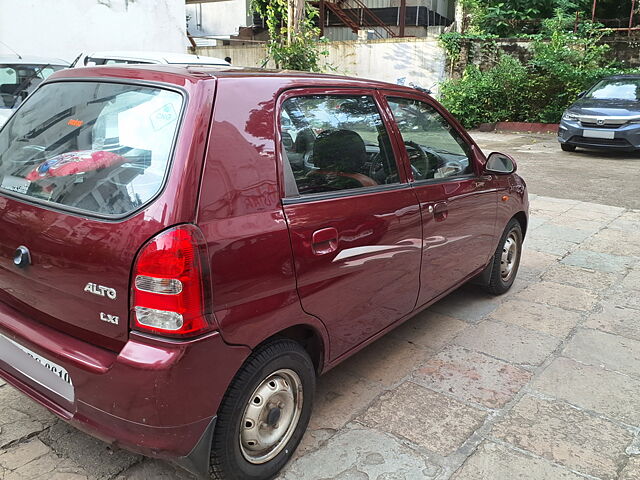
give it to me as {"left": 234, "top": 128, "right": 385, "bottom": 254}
{"left": 558, "top": 120, "right": 640, "bottom": 151}
{"left": 0, "top": 298, "right": 250, "bottom": 467}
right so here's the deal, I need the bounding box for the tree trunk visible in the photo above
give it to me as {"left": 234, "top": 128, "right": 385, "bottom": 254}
{"left": 287, "top": 0, "right": 305, "bottom": 45}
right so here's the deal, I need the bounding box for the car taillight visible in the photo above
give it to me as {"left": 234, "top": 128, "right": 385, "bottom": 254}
{"left": 131, "top": 224, "right": 214, "bottom": 338}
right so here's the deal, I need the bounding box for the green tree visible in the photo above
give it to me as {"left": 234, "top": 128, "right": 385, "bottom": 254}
{"left": 473, "top": 0, "right": 593, "bottom": 36}
{"left": 252, "top": 0, "right": 328, "bottom": 72}
{"left": 439, "top": 10, "right": 637, "bottom": 126}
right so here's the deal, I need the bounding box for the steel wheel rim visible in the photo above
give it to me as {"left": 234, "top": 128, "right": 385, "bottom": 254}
{"left": 239, "top": 369, "right": 303, "bottom": 464}
{"left": 500, "top": 231, "right": 519, "bottom": 281}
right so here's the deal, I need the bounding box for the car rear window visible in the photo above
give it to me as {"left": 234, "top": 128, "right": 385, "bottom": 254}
{"left": 0, "top": 81, "right": 183, "bottom": 216}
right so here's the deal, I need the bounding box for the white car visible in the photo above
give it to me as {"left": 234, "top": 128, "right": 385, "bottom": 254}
{"left": 0, "top": 55, "right": 69, "bottom": 127}
{"left": 82, "top": 51, "right": 230, "bottom": 67}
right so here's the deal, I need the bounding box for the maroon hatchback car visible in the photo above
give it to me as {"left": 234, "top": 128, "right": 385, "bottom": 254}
{"left": 0, "top": 66, "right": 528, "bottom": 479}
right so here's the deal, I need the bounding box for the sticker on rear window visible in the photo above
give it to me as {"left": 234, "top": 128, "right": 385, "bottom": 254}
{"left": 150, "top": 103, "right": 178, "bottom": 131}
{"left": 0, "top": 176, "right": 31, "bottom": 194}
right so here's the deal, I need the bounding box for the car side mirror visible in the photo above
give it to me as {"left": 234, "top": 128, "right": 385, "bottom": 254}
{"left": 577, "top": 91, "right": 586, "bottom": 98}
{"left": 485, "top": 152, "right": 517, "bottom": 174}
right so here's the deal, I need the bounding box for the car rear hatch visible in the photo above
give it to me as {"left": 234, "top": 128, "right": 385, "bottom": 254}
{"left": 0, "top": 79, "right": 189, "bottom": 351}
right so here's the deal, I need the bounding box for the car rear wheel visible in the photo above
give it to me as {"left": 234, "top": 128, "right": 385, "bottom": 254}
{"left": 484, "top": 219, "right": 523, "bottom": 295}
{"left": 560, "top": 143, "right": 576, "bottom": 152}
{"left": 209, "top": 339, "right": 315, "bottom": 480}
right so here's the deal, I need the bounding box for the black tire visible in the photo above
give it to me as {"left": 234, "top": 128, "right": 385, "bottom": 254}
{"left": 210, "top": 339, "right": 315, "bottom": 480}
{"left": 560, "top": 143, "right": 576, "bottom": 152}
{"left": 484, "top": 219, "right": 523, "bottom": 295}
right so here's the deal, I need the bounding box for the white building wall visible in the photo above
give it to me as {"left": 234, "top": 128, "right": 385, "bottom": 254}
{"left": 0, "top": 0, "right": 186, "bottom": 63}
{"left": 197, "top": 37, "right": 446, "bottom": 95}
{"left": 186, "top": 0, "right": 251, "bottom": 37}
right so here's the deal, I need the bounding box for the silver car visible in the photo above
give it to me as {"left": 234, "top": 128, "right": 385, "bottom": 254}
{"left": 558, "top": 74, "right": 640, "bottom": 153}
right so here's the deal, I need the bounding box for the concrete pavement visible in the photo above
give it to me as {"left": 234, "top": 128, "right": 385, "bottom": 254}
{"left": 1, "top": 133, "right": 640, "bottom": 480}
{"left": 471, "top": 131, "right": 640, "bottom": 209}
{"left": 1, "top": 195, "right": 638, "bottom": 480}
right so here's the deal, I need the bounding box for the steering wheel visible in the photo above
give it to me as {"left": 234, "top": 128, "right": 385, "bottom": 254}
{"left": 368, "top": 152, "right": 388, "bottom": 181}
{"left": 405, "top": 141, "right": 439, "bottom": 180}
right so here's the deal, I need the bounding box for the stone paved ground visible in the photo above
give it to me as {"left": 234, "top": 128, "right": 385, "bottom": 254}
{"left": 1, "top": 134, "right": 640, "bottom": 479}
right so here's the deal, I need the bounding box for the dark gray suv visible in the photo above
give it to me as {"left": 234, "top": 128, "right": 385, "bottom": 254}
{"left": 558, "top": 74, "right": 640, "bottom": 152}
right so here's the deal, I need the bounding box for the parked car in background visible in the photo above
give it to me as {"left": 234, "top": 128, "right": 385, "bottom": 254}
{"left": 81, "top": 50, "right": 230, "bottom": 67}
{"left": 558, "top": 74, "right": 640, "bottom": 152}
{"left": 0, "top": 55, "right": 69, "bottom": 127}
{"left": 0, "top": 65, "right": 528, "bottom": 480}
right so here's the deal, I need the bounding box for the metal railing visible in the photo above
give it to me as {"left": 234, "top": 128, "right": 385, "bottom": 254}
{"left": 324, "top": 0, "right": 398, "bottom": 38}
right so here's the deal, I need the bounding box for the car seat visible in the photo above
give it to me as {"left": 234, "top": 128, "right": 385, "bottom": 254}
{"left": 306, "top": 129, "right": 377, "bottom": 191}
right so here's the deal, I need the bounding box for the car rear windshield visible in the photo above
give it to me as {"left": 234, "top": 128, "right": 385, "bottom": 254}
{"left": 586, "top": 78, "right": 640, "bottom": 101}
{"left": 0, "top": 81, "right": 183, "bottom": 216}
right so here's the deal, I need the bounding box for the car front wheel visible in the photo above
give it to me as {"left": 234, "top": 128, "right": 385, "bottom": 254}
{"left": 560, "top": 143, "right": 576, "bottom": 152}
{"left": 484, "top": 218, "right": 523, "bottom": 295}
{"left": 209, "top": 339, "right": 315, "bottom": 480}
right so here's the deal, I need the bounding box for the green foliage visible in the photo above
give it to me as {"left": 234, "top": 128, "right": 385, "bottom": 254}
{"left": 526, "top": 12, "right": 613, "bottom": 122}
{"left": 470, "top": 0, "right": 592, "bottom": 36}
{"left": 439, "top": 32, "right": 498, "bottom": 65}
{"left": 252, "top": 0, "right": 328, "bottom": 72}
{"left": 440, "top": 56, "right": 531, "bottom": 128}
{"left": 439, "top": 13, "right": 640, "bottom": 126}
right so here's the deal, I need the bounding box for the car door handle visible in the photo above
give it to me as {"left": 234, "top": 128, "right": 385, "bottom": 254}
{"left": 311, "top": 227, "right": 338, "bottom": 255}
{"left": 475, "top": 175, "right": 493, "bottom": 188}
{"left": 433, "top": 202, "right": 448, "bottom": 221}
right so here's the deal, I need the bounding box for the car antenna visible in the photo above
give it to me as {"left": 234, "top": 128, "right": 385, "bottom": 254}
{"left": 0, "top": 40, "right": 22, "bottom": 59}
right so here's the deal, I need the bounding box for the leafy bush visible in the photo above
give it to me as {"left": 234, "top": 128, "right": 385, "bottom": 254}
{"left": 439, "top": 12, "right": 640, "bottom": 126}
{"left": 440, "top": 56, "right": 531, "bottom": 128}
{"left": 470, "top": 0, "right": 593, "bottom": 36}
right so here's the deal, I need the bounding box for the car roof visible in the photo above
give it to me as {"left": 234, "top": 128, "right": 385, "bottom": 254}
{"left": 0, "top": 55, "right": 69, "bottom": 66}
{"left": 86, "top": 51, "right": 230, "bottom": 65}
{"left": 50, "top": 64, "right": 423, "bottom": 95}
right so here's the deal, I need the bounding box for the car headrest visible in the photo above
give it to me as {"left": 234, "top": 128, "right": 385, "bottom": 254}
{"left": 0, "top": 84, "right": 19, "bottom": 95}
{"left": 312, "top": 129, "right": 367, "bottom": 172}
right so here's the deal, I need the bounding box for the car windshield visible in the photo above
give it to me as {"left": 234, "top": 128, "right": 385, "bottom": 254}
{"left": 0, "top": 64, "right": 65, "bottom": 109}
{"left": 585, "top": 78, "right": 640, "bottom": 101}
{"left": 0, "top": 81, "right": 183, "bottom": 216}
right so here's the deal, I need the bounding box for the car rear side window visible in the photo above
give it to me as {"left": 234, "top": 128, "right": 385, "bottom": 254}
{"left": 0, "top": 81, "right": 183, "bottom": 216}
{"left": 280, "top": 95, "right": 399, "bottom": 196}
{"left": 387, "top": 97, "right": 473, "bottom": 182}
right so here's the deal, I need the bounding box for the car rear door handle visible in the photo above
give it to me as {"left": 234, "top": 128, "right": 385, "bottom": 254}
{"left": 433, "top": 202, "right": 448, "bottom": 221}
{"left": 311, "top": 227, "right": 338, "bottom": 255}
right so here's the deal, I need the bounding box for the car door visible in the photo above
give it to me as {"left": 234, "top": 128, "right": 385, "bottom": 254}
{"left": 278, "top": 89, "right": 422, "bottom": 360}
{"left": 382, "top": 93, "right": 499, "bottom": 307}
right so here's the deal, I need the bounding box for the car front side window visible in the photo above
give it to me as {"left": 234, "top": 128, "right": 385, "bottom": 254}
{"left": 279, "top": 94, "right": 400, "bottom": 196}
{"left": 387, "top": 97, "right": 473, "bottom": 182}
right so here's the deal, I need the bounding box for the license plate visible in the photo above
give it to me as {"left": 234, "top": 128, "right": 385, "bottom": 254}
{"left": 583, "top": 129, "right": 615, "bottom": 139}
{"left": 0, "top": 333, "right": 73, "bottom": 388}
